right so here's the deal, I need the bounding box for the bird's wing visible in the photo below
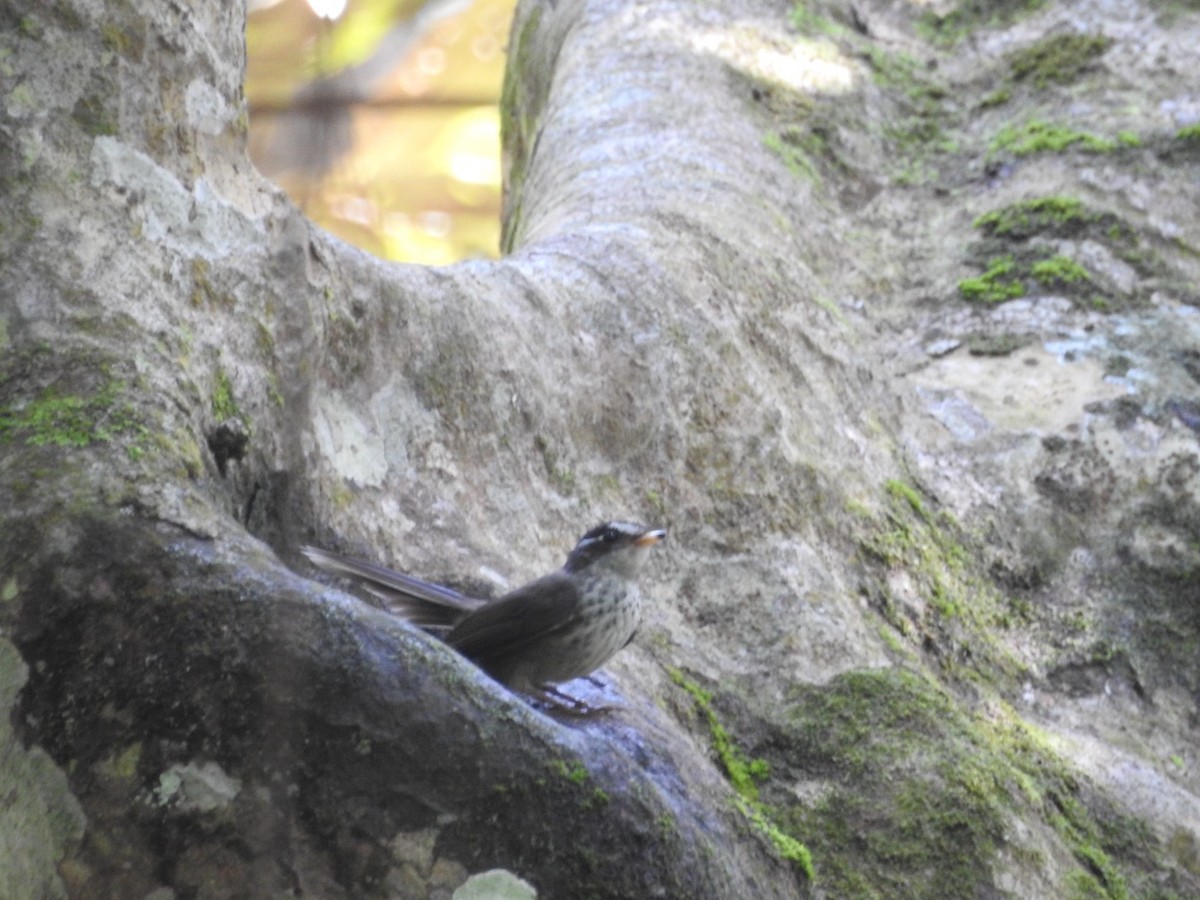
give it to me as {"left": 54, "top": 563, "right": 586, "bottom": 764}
{"left": 446, "top": 571, "right": 581, "bottom": 665}
{"left": 301, "top": 545, "right": 485, "bottom": 627}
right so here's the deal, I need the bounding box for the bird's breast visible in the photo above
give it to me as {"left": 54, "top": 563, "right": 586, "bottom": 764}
{"left": 518, "top": 574, "right": 642, "bottom": 687}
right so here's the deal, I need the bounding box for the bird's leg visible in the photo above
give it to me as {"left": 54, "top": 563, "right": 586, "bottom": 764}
{"left": 530, "top": 683, "right": 613, "bottom": 717}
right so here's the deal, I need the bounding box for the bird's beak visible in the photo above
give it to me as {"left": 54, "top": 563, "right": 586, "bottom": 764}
{"left": 636, "top": 529, "right": 667, "bottom": 547}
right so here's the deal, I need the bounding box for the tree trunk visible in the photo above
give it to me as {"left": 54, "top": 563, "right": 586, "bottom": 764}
{"left": 2, "top": 0, "right": 1199, "bottom": 897}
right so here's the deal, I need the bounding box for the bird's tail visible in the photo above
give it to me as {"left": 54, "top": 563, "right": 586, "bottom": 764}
{"left": 301, "top": 545, "right": 485, "bottom": 633}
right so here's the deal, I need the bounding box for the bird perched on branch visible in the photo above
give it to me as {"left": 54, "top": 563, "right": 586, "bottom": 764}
{"left": 302, "top": 521, "right": 666, "bottom": 711}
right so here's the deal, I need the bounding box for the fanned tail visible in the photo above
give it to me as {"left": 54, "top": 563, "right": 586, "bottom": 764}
{"left": 301, "top": 545, "right": 484, "bottom": 632}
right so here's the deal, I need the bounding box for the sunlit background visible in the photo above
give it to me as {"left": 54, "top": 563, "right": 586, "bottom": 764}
{"left": 246, "top": 0, "right": 513, "bottom": 264}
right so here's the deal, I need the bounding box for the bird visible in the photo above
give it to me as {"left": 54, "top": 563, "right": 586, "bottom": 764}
{"left": 302, "top": 521, "right": 666, "bottom": 711}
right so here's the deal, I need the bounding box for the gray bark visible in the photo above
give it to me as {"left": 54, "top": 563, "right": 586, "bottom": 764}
{"left": 1, "top": 0, "right": 1199, "bottom": 897}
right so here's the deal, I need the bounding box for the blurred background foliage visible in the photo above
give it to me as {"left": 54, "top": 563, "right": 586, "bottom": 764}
{"left": 245, "top": 0, "right": 513, "bottom": 264}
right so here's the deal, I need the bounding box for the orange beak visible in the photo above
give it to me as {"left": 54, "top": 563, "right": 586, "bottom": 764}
{"left": 635, "top": 529, "right": 667, "bottom": 547}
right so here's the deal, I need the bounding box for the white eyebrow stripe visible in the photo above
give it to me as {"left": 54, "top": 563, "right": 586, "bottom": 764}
{"left": 609, "top": 521, "right": 644, "bottom": 535}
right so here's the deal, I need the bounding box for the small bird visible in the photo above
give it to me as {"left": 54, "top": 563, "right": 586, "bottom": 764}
{"left": 302, "top": 521, "right": 666, "bottom": 710}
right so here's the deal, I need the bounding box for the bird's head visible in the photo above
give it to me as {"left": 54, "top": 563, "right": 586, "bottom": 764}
{"left": 564, "top": 521, "right": 667, "bottom": 576}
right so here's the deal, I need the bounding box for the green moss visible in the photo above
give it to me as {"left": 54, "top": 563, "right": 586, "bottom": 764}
{"left": 190, "top": 259, "right": 208, "bottom": 307}
{"left": 991, "top": 119, "right": 1117, "bottom": 156}
{"left": 965, "top": 196, "right": 1165, "bottom": 312}
{"left": 190, "top": 258, "right": 235, "bottom": 309}
{"left": 737, "top": 796, "right": 814, "bottom": 873}
{"left": 1167, "top": 827, "right": 1199, "bottom": 876}
{"left": 763, "top": 128, "right": 820, "bottom": 182}
{"left": 789, "top": 3, "right": 844, "bottom": 36}
{"left": 854, "top": 47, "right": 961, "bottom": 183}
{"left": 254, "top": 319, "right": 275, "bottom": 357}
{"left": 959, "top": 249, "right": 1117, "bottom": 308}
{"left": 845, "top": 497, "right": 876, "bottom": 522}
{"left": 858, "top": 481, "right": 1027, "bottom": 677}
{"left": 95, "top": 743, "right": 142, "bottom": 781}
{"left": 549, "top": 759, "right": 590, "bottom": 786}
{"left": 534, "top": 435, "right": 577, "bottom": 496}
{"left": 669, "top": 670, "right": 768, "bottom": 801}
{"left": 210, "top": 368, "right": 241, "bottom": 422}
{"left": 805, "top": 296, "right": 844, "bottom": 328}
{"left": 547, "top": 760, "right": 613, "bottom": 811}
{"left": 99, "top": 13, "right": 146, "bottom": 62}
{"left": 657, "top": 812, "right": 677, "bottom": 837}
{"left": 1, "top": 391, "right": 92, "bottom": 447}
{"left": 329, "top": 482, "right": 355, "bottom": 510}
{"left": 498, "top": 5, "right": 544, "bottom": 253}
{"left": 158, "top": 427, "right": 204, "bottom": 479}
{"left": 6, "top": 83, "right": 36, "bottom": 119}
{"left": 1032, "top": 255, "right": 1090, "bottom": 286}
{"left": 669, "top": 669, "right": 812, "bottom": 877}
{"left": 918, "top": 0, "right": 1047, "bottom": 45}
{"left": 958, "top": 256, "right": 1025, "bottom": 303}
{"left": 265, "top": 373, "right": 285, "bottom": 409}
{"left": 866, "top": 48, "right": 947, "bottom": 107}
{"left": 779, "top": 669, "right": 1008, "bottom": 895}
{"left": 885, "top": 479, "right": 928, "bottom": 519}
{"left": 826, "top": 484, "right": 1186, "bottom": 892}
{"left": 1177, "top": 123, "right": 1200, "bottom": 144}
{"left": 974, "top": 196, "right": 1087, "bottom": 239}
{"left": 980, "top": 87, "right": 1011, "bottom": 108}
{"left": 0, "top": 373, "right": 144, "bottom": 449}
{"left": 1008, "top": 33, "right": 1112, "bottom": 88}
{"left": 776, "top": 670, "right": 1158, "bottom": 898}
{"left": 71, "top": 94, "right": 118, "bottom": 137}
{"left": 1045, "top": 785, "right": 1136, "bottom": 900}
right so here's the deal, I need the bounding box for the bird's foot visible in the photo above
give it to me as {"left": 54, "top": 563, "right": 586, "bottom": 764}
{"left": 531, "top": 683, "right": 616, "bottom": 717}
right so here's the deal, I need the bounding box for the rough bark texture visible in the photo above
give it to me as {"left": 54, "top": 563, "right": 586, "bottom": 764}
{"left": 1, "top": 0, "right": 1199, "bottom": 897}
